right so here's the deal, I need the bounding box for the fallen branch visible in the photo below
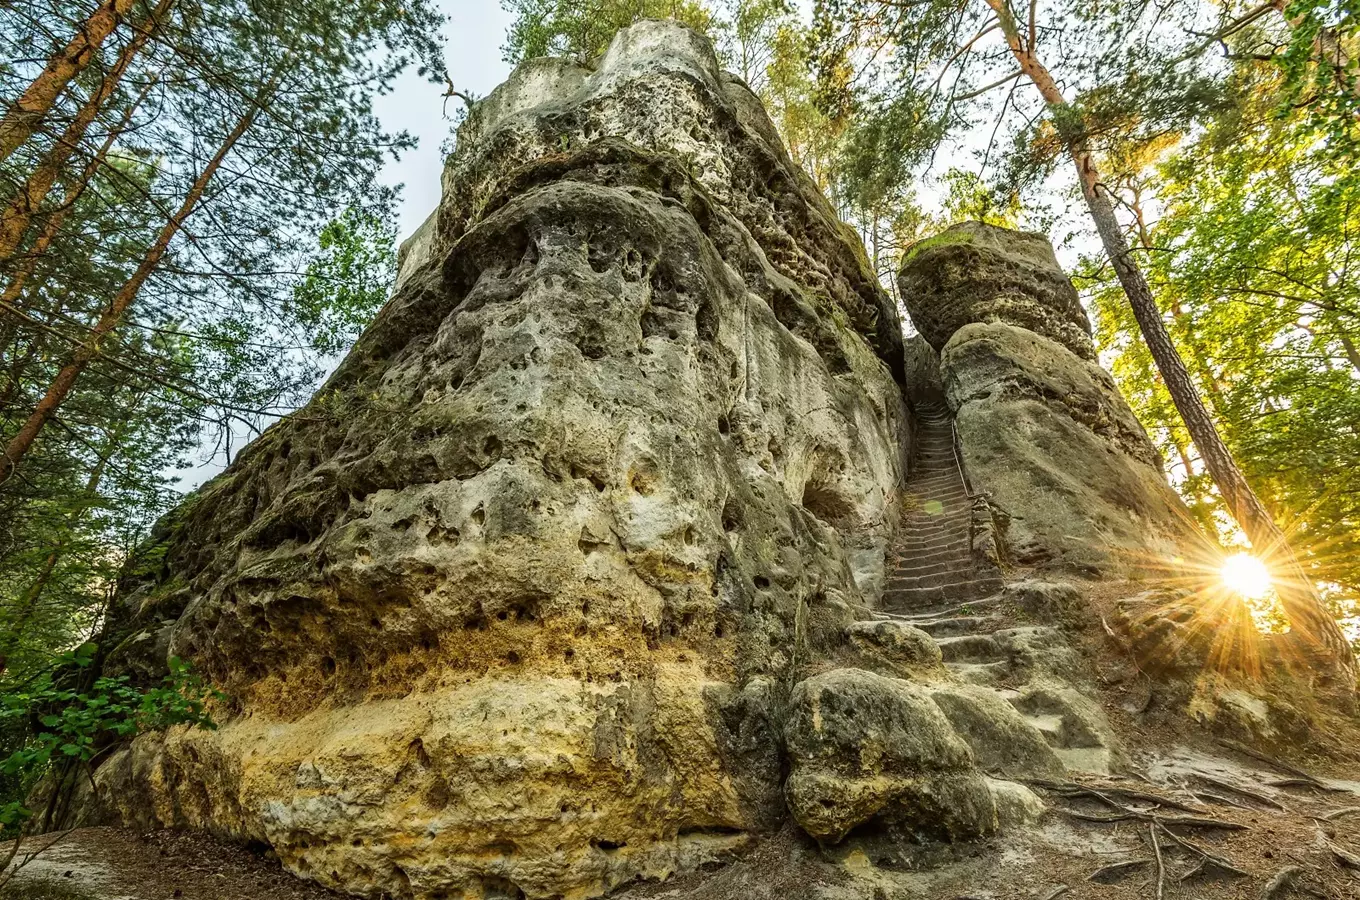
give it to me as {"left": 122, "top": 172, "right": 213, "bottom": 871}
{"left": 1039, "top": 887, "right": 1068, "bottom": 900}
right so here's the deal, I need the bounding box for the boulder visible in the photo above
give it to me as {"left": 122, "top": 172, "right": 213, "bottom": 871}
{"left": 844, "top": 619, "right": 944, "bottom": 674}
{"left": 899, "top": 224, "right": 1209, "bottom": 576}
{"left": 928, "top": 684, "right": 1065, "bottom": 779}
{"left": 899, "top": 222, "right": 1094, "bottom": 360}
{"left": 783, "top": 669, "right": 996, "bottom": 843}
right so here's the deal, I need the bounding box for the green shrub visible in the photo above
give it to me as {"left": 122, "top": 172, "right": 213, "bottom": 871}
{"left": 0, "top": 645, "right": 220, "bottom": 837}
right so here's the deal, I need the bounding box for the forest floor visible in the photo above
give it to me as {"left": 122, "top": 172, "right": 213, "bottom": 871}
{"left": 0, "top": 827, "right": 346, "bottom": 900}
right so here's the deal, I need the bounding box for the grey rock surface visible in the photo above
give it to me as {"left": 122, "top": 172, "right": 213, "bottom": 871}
{"left": 783, "top": 668, "right": 997, "bottom": 843}
{"left": 898, "top": 222, "right": 1094, "bottom": 360}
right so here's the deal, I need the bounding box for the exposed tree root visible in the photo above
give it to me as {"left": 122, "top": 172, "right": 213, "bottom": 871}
{"left": 1086, "top": 859, "right": 1148, "bottom": 883}
{"left": 1218, "top": 740, "right": 1349, "bottom": 793}
{"left": 1259, "top": 865, "right": 1326, "bottom": 898}
{"left": 1188, "top": 773, "right": 1287, "bottom": 810}
{"left": 1155, "top": 821, "right": 1250, "bottom": 880}
{"left": 1044, "top": 776, "right": 1256, "bottom": 887}
{"left": 1027, "top": 778, "right": 1204, "bottom": 813}
{"left": 1318, "top": 806, "right": 1360, "bottom": 821}
{"left": 1150, "top": 823, "right": 1166, "bottom": 900}
{"left": 1060, "top": 808, "right": 1247, "bottom": 830}
{"left": 1328, "top": 841, "right": 1360, "bottom": 870}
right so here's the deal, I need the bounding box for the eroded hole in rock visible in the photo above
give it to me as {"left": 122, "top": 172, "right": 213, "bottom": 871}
{"left": 721, "top": 498, "right": 742, "bottom": 532}
{"left": 587, "top": 243, "right": 613, "bottom": 274}
{"left": 423, "top": 780, "right": 450, "bottom": 810}
{"left": 696, "top": 299, "right": 718, "bottom": 341}
{"left": 754, "top": 575, "right": 771, "bottom": 589}
{"left": 480, "top": 876, "right": 526, "bottom": 900}
{"left": 801, "top": 481, "right": 855, "bottom": 526}
{"left": 629, "top": 466, "right": 658, "bottom": 496}
{"left": 470, "top": 505, "right": 485, "bottom": 525}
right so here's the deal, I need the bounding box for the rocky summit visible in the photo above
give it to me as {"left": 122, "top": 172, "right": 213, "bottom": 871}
{"left": 70, "top": 20, "right": 1359, "bottom": 900}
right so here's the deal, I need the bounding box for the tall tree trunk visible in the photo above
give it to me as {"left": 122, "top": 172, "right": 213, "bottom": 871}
{"left": 1339, "top": 334, "right": 1360, "bottom": 376}
{"left": 984, "top": 0, "right": 1356, "bottom": 678}
{"left": 0, "top": 0, "right": 174, "bottom": 264}
{"left": 0, "top": 67, "right": 164, "bottom": 401}
{"left": 0, "top": 0, "right": 139, "bottom": 166}
{"left": 0, "top": 90, "right": 268, "bottom": 488}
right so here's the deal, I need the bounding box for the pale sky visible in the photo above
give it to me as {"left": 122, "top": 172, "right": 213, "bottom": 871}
{"left": 374, "top": 1, "right": 516, "bottom": 243}
{"left": 171, "top": 2, "right": 515, "bottom": 488}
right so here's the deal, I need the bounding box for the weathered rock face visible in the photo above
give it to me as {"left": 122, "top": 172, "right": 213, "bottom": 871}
{"left": 783, "top": 669, "right": 997, "bottom": 844}
{"left": 897, "top": 222, "right": 1095, "bottom": 361}
{"left": 898, "top": 222, "right": 1207, "bottom": 575}
{"left": 93, "top": 21, "right": 911, "bottom": 900}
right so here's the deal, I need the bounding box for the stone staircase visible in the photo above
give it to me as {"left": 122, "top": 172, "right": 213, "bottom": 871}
{"left": 885, "top": 399, "right": 1000, "bottom": 610}
{"left": 872, "top": 400, "right": 1118, "bottom": 776}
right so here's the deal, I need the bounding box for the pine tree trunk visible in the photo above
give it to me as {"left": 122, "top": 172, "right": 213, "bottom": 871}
{"left": 0, "top": 68, "right": 164, "bottom": 394}
{"left": 0, "top": 0, "right": 139, "bottom": 166}
{"left": 0, "top": 0, "right": 174, "bottom": 263}
{"left": 984, "top": 0, "right": 1356, "bottom": 678}
{"left": 0, "top": 92, "right": 266, "bottom": 488}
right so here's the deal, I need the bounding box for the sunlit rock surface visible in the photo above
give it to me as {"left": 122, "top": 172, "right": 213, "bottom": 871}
{"left": 92, "top": 20, "right": 911, "bottom": 900}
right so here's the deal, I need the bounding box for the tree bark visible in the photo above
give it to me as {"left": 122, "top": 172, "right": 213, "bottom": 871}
{"left": 984, "top": 0, "right": 1356, "bottom": 678}
{"left": 0, "top": 0, "right": 139, "bottom": 166}
{"left": 0, "top": 0, "right": 174, "bottom": 264}
{"left": 0, "top": 91, "right": 266, "bottom": 488}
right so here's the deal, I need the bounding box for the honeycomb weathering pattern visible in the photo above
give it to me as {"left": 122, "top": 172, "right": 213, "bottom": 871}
{"left": 91, "top": 20, "right": 911, "bottom": 899}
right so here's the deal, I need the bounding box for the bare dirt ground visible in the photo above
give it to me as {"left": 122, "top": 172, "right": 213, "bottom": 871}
{"left": 0, "top": 828, "right": 347, "bottom": 900}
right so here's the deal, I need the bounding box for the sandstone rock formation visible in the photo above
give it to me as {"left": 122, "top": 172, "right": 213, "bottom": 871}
{"left": 898, "top": 222, "right": 1207, "bottom": 575}
{"left": 92, "top": 21, "right": 913, "bottom": 900}
{"left": 79, "top": 25, "right": 1216, "bottom": 900}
